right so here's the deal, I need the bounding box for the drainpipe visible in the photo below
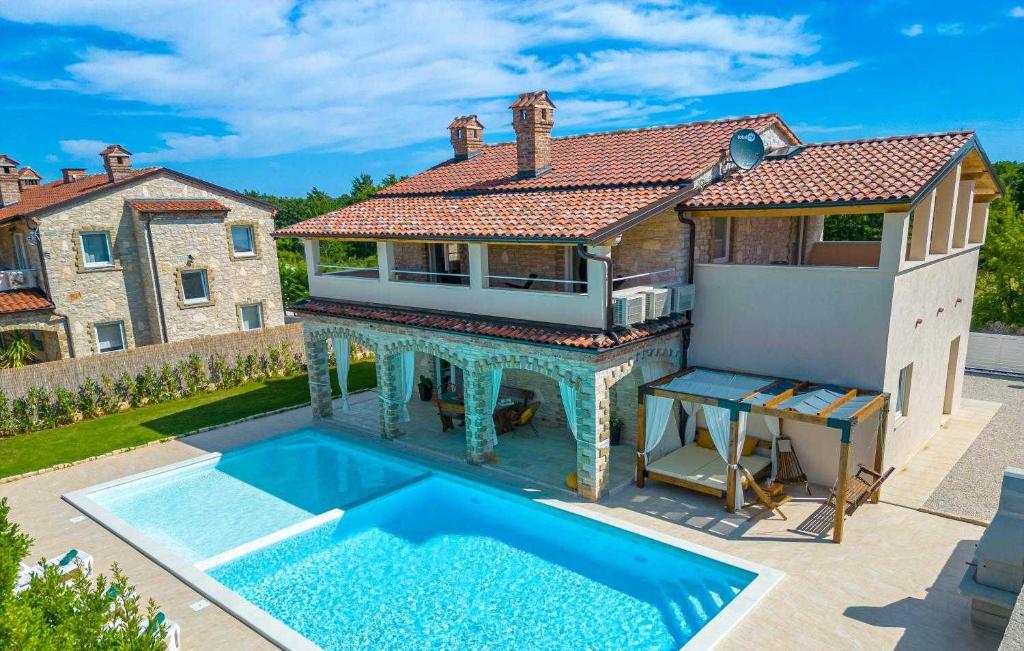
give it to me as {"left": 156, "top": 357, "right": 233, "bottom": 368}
{"left": 143, "top": 218, "right": 169, "bottom": 344}
{"left": 674, "top": 207, "right": 698, "bottom": 445}
{"left": 29, "top": 222, "right": 76, "bottom": 358}
{"left": 575, "top": 243, "right": 619, "bottom": 344}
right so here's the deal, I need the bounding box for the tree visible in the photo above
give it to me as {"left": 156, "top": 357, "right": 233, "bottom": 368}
{"left": 973, "top": 160, "right": 1024, "bottom": 331}
{"left": 0, "top": 333, "right": 39, "bottom": 369}
{"left": 0, "top": 497, "right": 166, "bottom": 649}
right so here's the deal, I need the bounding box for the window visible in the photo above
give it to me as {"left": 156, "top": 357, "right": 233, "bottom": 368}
{"left": 80, "top": 231, "right": 113, "bottom": 267}
{"left": 230, "top": 225, "right": 256, "bottom": 256}
{"left": 12, "top": 232, "right": 29, "bottom": 269}
{"left": 895, "top": 363, "right": 913, "bottom": 418}
{"left": 239, "top": 303, "right": 263, "bottom": 331}
{"left": 181, "top": 269, "right": 210, "bottom": 304}
{"left": 711, "top": 217, "right": 731, "bottom": 263}
{"left": 94, "top": 321, "right": 126, "bottom": 354}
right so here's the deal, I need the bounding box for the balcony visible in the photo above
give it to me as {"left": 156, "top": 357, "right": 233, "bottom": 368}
{"left": 0, "top": 268, "right": 38, "bottom": 291}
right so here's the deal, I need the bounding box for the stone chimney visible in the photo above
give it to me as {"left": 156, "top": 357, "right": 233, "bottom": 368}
{"left": 448, "top": 115, "right": 485, "bottom": 160}
{"left": 17, "top": 167, "right": 42, "bottom": 188}
{"left": 0, "top": 155, "right": 20, "bottom": 207}
{"left": 61, "top": 168, "right": 88, "bottom": 183}
{"left": 510, "top": 90, "right": 555, "bottom": 178}
{"left": 100, "top": 144, "right": 132, "bottom": 182}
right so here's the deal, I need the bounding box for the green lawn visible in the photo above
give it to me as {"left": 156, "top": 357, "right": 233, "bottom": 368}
{"left": 0, "top": 361, "right": 376, "bottom": 479}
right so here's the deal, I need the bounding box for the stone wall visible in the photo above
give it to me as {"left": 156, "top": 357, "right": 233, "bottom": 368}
{"left": 0, "top": 323, "right": 302, "bottom": 399}
{"left": 732, "top": 215, "right": 796, "bottom": 264}
{"left": 486, "top": 243, "right": 568, "bottom": 289}
{"left": 613, "top": 207, "right": 686, "bottom": 287}
{"left": 35, "top": 172, "right": 283, "bottom": 357}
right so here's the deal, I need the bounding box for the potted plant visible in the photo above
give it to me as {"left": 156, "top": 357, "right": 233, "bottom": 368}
{"left": 418, "top": 375, "right": 434, "bottom": 401}
{"left": 609, "top": 414, "right": 623, "bottom": 446}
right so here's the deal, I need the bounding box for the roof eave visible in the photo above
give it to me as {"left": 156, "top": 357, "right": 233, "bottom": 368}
{"left": 909, "top": 136, "right": 1003, "bottom": 209}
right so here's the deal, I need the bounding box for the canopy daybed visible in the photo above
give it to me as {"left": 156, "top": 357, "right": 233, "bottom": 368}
{"left": 636, "top": 367, "right": 889, "bottom": 543}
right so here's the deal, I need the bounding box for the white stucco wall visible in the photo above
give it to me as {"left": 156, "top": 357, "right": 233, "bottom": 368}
{"left": 881, "top": 248, "right": 978, "bottom": 470}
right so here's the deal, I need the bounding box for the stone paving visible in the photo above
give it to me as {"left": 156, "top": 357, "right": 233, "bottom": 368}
{"left": 925, "top": 372, "right": 1024, "bottom": 523}
{"left": 0, "top": 395, "right": 1006, "bottom": 650}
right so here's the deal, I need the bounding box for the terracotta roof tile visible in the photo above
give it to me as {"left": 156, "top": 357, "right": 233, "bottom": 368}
{"left": 378, "top": 114, "right": 785, "bottom": 195}
{"left": 127, "top": 199, "right": 228, "bottom": 213}
{"left": 0, "top": 169, "right": 160, "bottom": 225}
{"left": 685, "top": 132, "right": 975, "bottom": 210}
{"left": 294, "top": 298, "right": 688, "bottom": 350}
{"left": 0, "top": 289, "right": 54, "bottom": 315}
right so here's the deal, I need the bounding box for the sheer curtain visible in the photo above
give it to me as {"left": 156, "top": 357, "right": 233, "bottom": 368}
{"left": 331, "top": 337, "right": 350, "bottom": 413}
{"left": 640, "top": 361, "right": 674, "bottom": 463}
{"left": 486, "top": 368, "right": 503, "bottom": 445}
{"left": 763, "top": 415, "right": 781, "bottom": 481}
{"left": 680, "top": 401, "right": 700, "bottom": 444}
{"left": 394, "top": 351, "right": 415, "bottom": 422}
{"left": 703, "top": 405, "right": 747, "bottom": 511}
{"left": 559, "top": 380, "right": 578, "bottom": 438}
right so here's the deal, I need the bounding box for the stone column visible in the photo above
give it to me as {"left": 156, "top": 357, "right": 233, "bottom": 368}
{"left": 463, "top": 365, "right": 495, "bottom": 463}
{"left": 375, "top": 352, "right": 402, "bottom": 439}
{"left": 305, "top": 335, "right": 333, "bottom": 418}
{"left": 575, "top": 369, "right": 612, "bottom": 500}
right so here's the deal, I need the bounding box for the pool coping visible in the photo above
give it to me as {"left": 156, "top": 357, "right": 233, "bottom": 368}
{"left": 64, "top": 427, "right": 784, "bottom": 651}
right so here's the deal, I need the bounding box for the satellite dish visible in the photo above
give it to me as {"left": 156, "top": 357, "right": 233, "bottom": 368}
{"left": 729, "top": 129, "right": 765, "bottom": 170}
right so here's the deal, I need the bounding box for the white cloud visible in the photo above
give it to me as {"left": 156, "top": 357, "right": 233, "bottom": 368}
{"left": 58, "top": 139, "right": 109, "bottom": 160}
{"left": 1, "top": 1, "right": 856, "bottom": 162}
{"left": 1011, "top": 6, "right": 1024, "bottom": 17}
{"left": 900, "top": 23, "right": 924, "bottom": 37}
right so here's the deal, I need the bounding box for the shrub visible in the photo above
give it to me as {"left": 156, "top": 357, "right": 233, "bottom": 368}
{"left": 208, "top": 353, "right": 228, "bottom": 388}
{"left": 98, "top": 375, "right": 120, "bottom": 415}
{"left": 114, "top": 372, "right": 135, "bottom": 408}
{"left": 27, "top": 388, "right": 52, "bottom": 430}
{"left": 280, "top": 342, "right": 302, "bottom": 375}
{"left": 53, "top": 388, "right": 78, "bottom": 426}
{"left": 183, "top": 354, "right": 208, "bottom": 395}
{"left": 134, "top": 368, "right": 158, "bottom": 407}
{"left": 0, "top": 390, "right": 13, "bottom": 438}
{"left": 156, "top": 364, "right": 178, "bottom": 403}
{"left": 0, "top": 497, "right": 167, "bottom": 649}
{"left": 77, "top": 378, "right": 102, "bottom": 420}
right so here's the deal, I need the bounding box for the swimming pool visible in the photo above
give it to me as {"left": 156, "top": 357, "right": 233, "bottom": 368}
{"left": 67, "top": 428, "right": 781, "bottom": 650}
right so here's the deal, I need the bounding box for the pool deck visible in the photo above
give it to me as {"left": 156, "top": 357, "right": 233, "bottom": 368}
{"left": 0, "top": 394, "right": 1004, "bottom": 651}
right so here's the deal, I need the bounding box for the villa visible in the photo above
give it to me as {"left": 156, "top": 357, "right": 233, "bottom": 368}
{"left": 276, "top": 91, "right": 1002, "bottom": 529}
{"left": 0, "top": 146, "right": 283, "bottom": 361}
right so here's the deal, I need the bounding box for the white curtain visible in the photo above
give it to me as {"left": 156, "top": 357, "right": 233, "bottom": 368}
{"left": 763, "top": 415, "right": 781, "bottom": 481}
{"left": 703, "top": 405, "right": 747, "bottom": 511}
{"left": 680, "top": 401, "right": 700, "bottom": 444}
{"left": 332, "top": 337, "right": 350, "bottom": 413}
{"left": 486, "top": 368, "right": 503, "bottom": 445}
{"left": 640, "top": 361, "right": 674, "bottom": 462}
{"left": 394, "top": 351, "right": 415, "bottom": 422}
{"left": 559, "top": 380, "right": 578, "bottom": 438}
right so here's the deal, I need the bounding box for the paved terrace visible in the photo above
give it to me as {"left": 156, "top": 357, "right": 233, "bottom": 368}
{"left": 0, "top": 392, "right": 1006, "bottom": 650}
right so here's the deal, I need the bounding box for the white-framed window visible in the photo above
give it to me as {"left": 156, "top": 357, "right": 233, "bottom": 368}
{"left": 239, "top": 303, "right": 263, "bottom": 331}
{"left": 181, "top": 269, "right": 210, "bottom": 304}
{"left": 711, "top": 217, "right": 731, "bottom": 263}
{"left": 230, "top": 225, "right": 256, "bottom": 256}
{"left": 12, "top": 232, "right": 29, "bottom": 269}
{"left": 94, "top": 321, "right": 126, "bottom": 354}
{"left": 81, "top": 231, "right": 113, "bottom": 268}
{"left": 895, "top": 363, "right": 913, "bottom": 418}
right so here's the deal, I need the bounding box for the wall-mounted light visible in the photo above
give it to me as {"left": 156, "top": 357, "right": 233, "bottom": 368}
{"left": 186, "top": 254, "right": 195, "bottom": 266}
{"left": 915, "top": 318, "right": 924, "bottom": 328}
{"left": 955, "top": 297, "right": 963, "bottom": 306}
{"left": 937, "top": 307, "right": 945, "bottom": 315}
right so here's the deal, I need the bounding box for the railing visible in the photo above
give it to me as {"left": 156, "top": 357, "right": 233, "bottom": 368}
{"left": 391, "top": 269, "right": 470, "bottom": 286}
{"left": 612, "top": 268, "right": 679, "bottom": 290}
{"left": 485, "top": 273, "right": 587, "bottom": 293}
{"left": 0, "top": 269, "right": 38, "bottom": 291}
{"left": 316, "top": 263, "right": 379, "bottom": 279}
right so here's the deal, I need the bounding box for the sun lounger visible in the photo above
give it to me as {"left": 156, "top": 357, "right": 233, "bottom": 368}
{"left": 645, "top": 445, "right": 771, "bottom": 498}
{"left": 740, "top": 465, "right": 793, "bottom": 520}
{"left": 105, "top": 587, "right": 181, "bottom": 651}
{"left": 14, "top": 548, "right": 94, "bottom": 593}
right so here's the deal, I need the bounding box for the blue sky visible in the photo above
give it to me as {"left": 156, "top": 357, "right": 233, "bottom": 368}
{"left": 1, "top": 1, "right": 1022, "bottom": 197}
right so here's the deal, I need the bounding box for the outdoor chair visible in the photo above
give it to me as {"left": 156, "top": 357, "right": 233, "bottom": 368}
{"left": 511, "top": 401, "right": 541, "bottom": 434}
{"left": 740, "top": 465, "right": 792, "bottom": 521}
{"left": 828, "top": 464, "right": 895, "bottom": 516}
{"left": 434, "top": 399, "right": 465, "bottom": 432}
{"left": 775, "top": 434, "right": 811, "bottom": 495}
{"left": 503, "top": 273, "right": 538, "bottom": 290}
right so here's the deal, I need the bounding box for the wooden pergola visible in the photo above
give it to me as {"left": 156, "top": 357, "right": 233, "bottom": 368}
{"left": 637, "top": 367, "right": 889, "bottom": 543}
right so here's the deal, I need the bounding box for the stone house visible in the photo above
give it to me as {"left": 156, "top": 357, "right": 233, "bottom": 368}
{"left": 276, "top": 90, "right": 1000, "bottom": 503}
{"left": 0, "top": 146, "right": 283, "bottom": 361}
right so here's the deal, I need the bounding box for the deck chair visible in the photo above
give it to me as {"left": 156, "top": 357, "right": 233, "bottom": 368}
{"left": 512, "top": 401, "right": 541, "bottom": 434}
{"left": 828, "top": 465, "right": 895, "bottom": 516}
{"left": 739, "top": 465, "right": 792, "bottom": 521}
{"left": 775, "top": 434, "right": 811, "bottom": 495}
{"left": 434, "top": 399, "right": 465, "bottom": 432}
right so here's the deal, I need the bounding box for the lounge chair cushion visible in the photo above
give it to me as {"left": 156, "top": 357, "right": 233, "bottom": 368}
{"left": 695, "top": 430, "right": 716, "bottom": 450}
{"left": 648, "top": 446, "right": 772, "bottom": 492}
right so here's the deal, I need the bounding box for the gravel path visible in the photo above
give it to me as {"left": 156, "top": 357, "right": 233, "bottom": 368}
{"left": 923, "top": 372, "right": 1024, "bottom": 522}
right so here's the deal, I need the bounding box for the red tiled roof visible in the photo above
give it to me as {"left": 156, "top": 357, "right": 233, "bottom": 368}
{"left": 685, "top": 132, "right": 975, "bottom": 210}
{"left": 379, "top": 114, "right": 787, "bottom": 195}
{"left": 276, "top": 185, "right": 686, "bottom": 240}
{"left": 293, "top": 298, "right": 688, "bottom": 350}
{"left": 127, "top": 199, "right": 228, "bottom": 213}
{"left": 0, "top": 289, "right": 54, "bottom": 315}
{"left": 0, "top": 169, "right": 160, "bottom": 225}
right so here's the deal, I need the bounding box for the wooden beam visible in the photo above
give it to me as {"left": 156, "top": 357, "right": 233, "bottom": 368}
{"left": 848, "top": 394, "right": 888, "bottom": 425}
{"left": 636, "top": 392, "right": 647, "bottom": 488}
{"left": 639, "top": 367, "right": 696, "bottom": 394}
{"left": 973, "top": 192, "right": 999, "bottom": 203}
{"left": 961, "top": 171, "right": 986, "bottom": 181}
{"left": 871, "top": 401, "right": 889, "bottom": 504}
{"left": 739, "top": 379, "right": 786, "bottom": 403}
{"left": 818, "top": 388, "right": 858, "bottom": 417}
{"left": 726, "top": 414, "right": 740, "bottom": 514}
{"left": 833, "top": 441, "right": 852, "bottom": 543}
{"left": 686, "top": 203, "right": 909, "bottom": 219}
{"left": 762, "top": 381, "right": 809, "bottom": 409}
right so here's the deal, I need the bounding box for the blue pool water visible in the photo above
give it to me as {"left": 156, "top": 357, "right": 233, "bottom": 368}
{"left": 87, "top": 428, "right": 757, "bottom": 650}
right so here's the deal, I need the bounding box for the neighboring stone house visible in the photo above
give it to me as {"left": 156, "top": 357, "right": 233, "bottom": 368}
{"left": 277, "top": 90, "right": 999, "bottom": 503}
{"left": 0, "top": 146, "right": 283, "bottom": 361}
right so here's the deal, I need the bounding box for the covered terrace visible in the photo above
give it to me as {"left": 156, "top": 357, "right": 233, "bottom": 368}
{"left": 637, "top": 367, "right": 889, "bottom": 543}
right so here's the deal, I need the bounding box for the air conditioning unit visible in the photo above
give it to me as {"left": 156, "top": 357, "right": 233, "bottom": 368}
{"left": 643, "top": 287, "right": 671, "bottom": 320}
{"left": 612, "top": 291, "right": 646, "bottom": 326}
{"left": 671, "top": 284, "right": 696, "bottom": 313}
